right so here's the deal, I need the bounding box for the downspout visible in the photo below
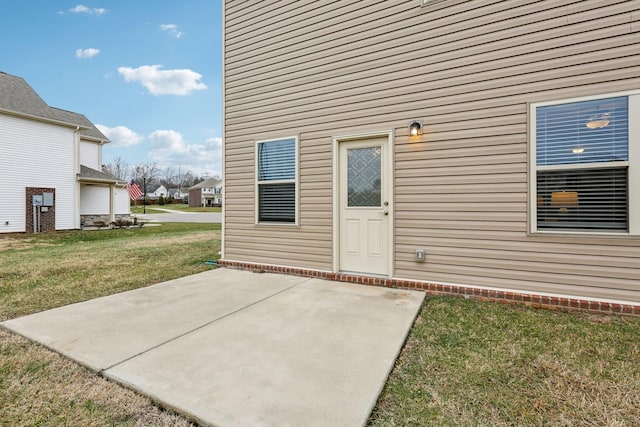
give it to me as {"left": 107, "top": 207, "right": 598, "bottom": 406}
{"left": 98, "top": 140, "right": 105, "bottom": 167}
{"left": 74, "top": 126, "right": 81, "bottom": 229}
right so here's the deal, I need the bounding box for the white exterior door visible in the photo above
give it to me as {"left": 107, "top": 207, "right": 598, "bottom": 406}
{"left": 339, "top": 137, "right": 390, "bottom": 275}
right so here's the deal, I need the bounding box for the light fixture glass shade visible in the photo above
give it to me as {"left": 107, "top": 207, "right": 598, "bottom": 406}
{"left": 409, "top": 120, "right": 422, "bottom": 136}
{"left": 585, "top": 113, "right": 610, "bottom": 129}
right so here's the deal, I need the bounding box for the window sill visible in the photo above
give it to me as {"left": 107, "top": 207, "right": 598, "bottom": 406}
{"left": 255, "top": 222, "right": 300, "bottom": 228}
{"left": 528, "top": 230, "right": 640, "bottom": 239}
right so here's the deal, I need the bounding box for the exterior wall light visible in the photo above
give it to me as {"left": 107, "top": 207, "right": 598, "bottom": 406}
{"left": 409, "top": 120, "right": 422, "bottom": 136}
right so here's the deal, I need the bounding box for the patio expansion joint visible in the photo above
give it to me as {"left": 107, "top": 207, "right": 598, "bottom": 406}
{"left": 98, "top": 277, "right": 313, "bottom": 374}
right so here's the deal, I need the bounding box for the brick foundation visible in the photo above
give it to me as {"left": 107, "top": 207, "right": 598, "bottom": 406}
{"left": 217, "top": 259, "right": 640, "bottom": 316}
{"left": 25, "top": 187, "right": 55, "bottom": 233}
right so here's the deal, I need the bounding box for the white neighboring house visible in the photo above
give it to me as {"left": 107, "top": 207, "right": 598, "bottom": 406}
{"left": 150, "top": 185, "right": 168, "bottom": 198}
{"left": 145, "top": 185, "right": 186, "bottom": 203}
{"left": 173, "top": 189, "right": 189, "bottom": 200}
{"left": 214, "top": 182, "right": 223, "bottom": 205}
{"left": 0, "top": 71, "right": 130, "bottom": 233}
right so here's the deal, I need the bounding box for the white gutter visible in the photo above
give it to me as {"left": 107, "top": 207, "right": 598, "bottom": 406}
{"left": 0, "top": 107, "right": 92, "bottom": 130}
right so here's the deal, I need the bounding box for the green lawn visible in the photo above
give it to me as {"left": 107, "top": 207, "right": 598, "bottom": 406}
{"left": 1, "top": 225, "right": 639, "bottom": 425}
{"left": 0, "top": 224, "right": 218, "bottom": 425}
{"left": 369, "top": 298, "right": 640, "bottom": 426}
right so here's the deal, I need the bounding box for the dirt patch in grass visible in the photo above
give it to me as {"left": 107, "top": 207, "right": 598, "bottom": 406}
{"left": 0, "top": 236, "right": 58, "bottom": 251}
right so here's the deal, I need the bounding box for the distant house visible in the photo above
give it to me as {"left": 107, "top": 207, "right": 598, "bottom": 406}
{"left": 150, "top": 185, "right": 168, "bottom": 198}
{"left": 144, "top": 185, "right": 187, "bottom": 202}
{"left": 0, "top": 71, "right": 130, "bottom": 233}
{"left": 172, "top": 189, "right": 189, "bottom": 200}
{"left": 220, "top": 1, "right": 640, "bottom": 311}
{"left": 188, "top": 177, "right": 221, "bottom": 207}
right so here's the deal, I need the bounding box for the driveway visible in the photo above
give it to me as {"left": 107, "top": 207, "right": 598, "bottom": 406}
{"left": 136, "top": 207, "right": 221, "bottom": 223}
{"left": 2, "top": 268, "right": 424, "bottom": 427}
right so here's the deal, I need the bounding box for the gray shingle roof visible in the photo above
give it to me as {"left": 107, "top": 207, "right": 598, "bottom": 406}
{"left": 78, "top": 165, "right": 123, "bottom": 184}
{"left": 0, "top": 71, "right": 108, "bottom": 141}
{"left": 189, "top": 177, "right": 221, "bottom": 190}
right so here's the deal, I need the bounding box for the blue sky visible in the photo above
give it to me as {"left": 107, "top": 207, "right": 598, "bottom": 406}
{"left": 1, "top": 1, "right": 222, "bottom": 178}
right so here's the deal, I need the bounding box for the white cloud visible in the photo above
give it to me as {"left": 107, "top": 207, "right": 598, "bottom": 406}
{"left": 76, "top": 48, "right": 100, "bottom": 59}
{"left": 148, "top": 130, "right": 221, "bottom": 176}
{"left": 160, "top": 24, "right": 183, "bottom": 39}
{"left": 117, "top": 65, "right": 207, "bottom": 96}
{"left": 67, "top": 4, "right": 107, "bottom": 15}
{"left": 96, "top": 125, "right": 144, "bottom": 147}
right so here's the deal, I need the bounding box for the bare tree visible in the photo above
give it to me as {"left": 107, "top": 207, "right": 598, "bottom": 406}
{"left": 175, "top": 167, "right": 195, "bottom": 195}
{"left": 103, "top": 156, "right": 130, "bottom": 180}
{"left": 131, "top": 162, "right": 160, "bottom": 191}
{"left": 161, "top": 166, "right": 177, "bottom": 190}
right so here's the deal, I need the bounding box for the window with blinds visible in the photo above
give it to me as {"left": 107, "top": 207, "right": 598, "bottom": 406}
{"left": 533, "top": 95, "right": 634, "bottom": 233}
{"left": 256, "top": 137, "right": 297, "bottom": 224}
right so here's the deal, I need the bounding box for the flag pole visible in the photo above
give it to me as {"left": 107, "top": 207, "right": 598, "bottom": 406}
{"left": 143, "top": 177, "right": 146, "bottom": 214}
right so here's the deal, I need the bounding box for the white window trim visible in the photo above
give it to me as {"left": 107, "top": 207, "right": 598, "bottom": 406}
{"left": 529, "top": 90, "right": 640, "bottom": 236}
{"left": 254, "top": 136, "right": 299, "bottom": 226}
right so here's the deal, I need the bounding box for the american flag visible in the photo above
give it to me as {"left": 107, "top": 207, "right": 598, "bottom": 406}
{"left": 126, "top": 180, "right": 143, "bottom": 200}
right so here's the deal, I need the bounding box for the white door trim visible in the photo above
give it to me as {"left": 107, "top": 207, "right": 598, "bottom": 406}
{"left": 332, "top": 130, "right": 394, "bottom": 276}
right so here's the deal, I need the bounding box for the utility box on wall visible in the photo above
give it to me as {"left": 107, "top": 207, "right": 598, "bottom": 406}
{"left": 43, "top": 192, "right": 54, "bottom": 207}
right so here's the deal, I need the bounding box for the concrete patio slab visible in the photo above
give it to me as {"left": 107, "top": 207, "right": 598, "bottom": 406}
{"left": 2, "top": 269, "right": 305, "bottom": 370}
{"left": 2, "top": 268, "right": 424, "bottom": 427}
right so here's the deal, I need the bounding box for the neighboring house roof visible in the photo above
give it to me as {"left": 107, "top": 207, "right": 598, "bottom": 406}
{"left": 189, "top": 177, "right": 221, "bottom": 190}
{"left": 78, "top": 165, "right": 124, "bottom": 184}
{"left": 0, "top": 71, "right": 108, "bottom": 142}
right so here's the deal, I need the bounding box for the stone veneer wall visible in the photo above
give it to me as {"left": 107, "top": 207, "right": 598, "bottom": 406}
{"left": 81, "top": 214, "right": 132, "bottom": 227}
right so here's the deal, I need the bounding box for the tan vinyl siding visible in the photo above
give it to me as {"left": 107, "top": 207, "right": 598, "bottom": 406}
{"left": 223, "top": 0, "right": 640, "bottom": 301}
